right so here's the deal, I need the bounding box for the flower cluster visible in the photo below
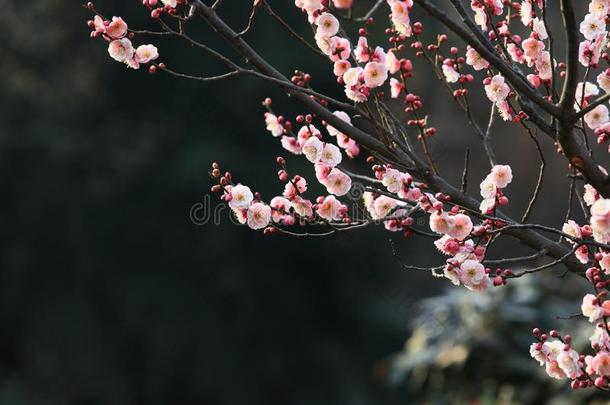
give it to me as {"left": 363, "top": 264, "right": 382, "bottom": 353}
{"left": 87, "top": 15, "right": 159, "bottom": 70}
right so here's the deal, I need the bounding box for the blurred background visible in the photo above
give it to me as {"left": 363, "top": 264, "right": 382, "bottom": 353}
{"left": 1, "top": 0, "right": 609, "bottom": 404}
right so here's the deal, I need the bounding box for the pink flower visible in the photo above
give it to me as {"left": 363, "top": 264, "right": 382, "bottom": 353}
{"left": 316, "top": 13, "right": 340, "bottom": 37}
{"left": 354, "top": 37, "right": 370, "bottom": 63}
{"left": 465, "top": 46, "right": 489, "bottom": 70}
{"left": 108, "top": 38, "right": 134, "bottom": 63}
{"left": 363, "top": 62, "right": 388, "bottom": 88}
{"left": 135, "top": 44, "right": 159, "bottom": 64}
{"left": 323, "top": 168, "right": 352, "bottom": 196}
{"left": 429, "top": 211, "right": 454, "bottom": 235}
{"left": 320, "top": 143, "right": 342, "bottom": 167}
{"left": 442, "top": 63, "right": 459, "bottom": 83}
{"left": 489, "top": 165, "right": 513, "bottom": 188}
{"left": 329, "top": 37, "right": 351, "bottom": 61}
{"left": 270, "top": 196, "right": 291, "bottom": 223}
{"left": 536, "top": 51, "right": 552, "bottom": 81}
{"left": 390, "top": 78, "right": 403, "bottom": 98}
{"left": 485, "top": 75, "right": 510, "bottom": 103}
{"left": 590, "top": 0, "right": 610, "bottom": 18}
{"left": 591, "top": 198, "right": 610, "bottom": 232}
{"left": 280, "top": 136, "right": 303, "bottom": 155}
{"left": 372, "top": 195, "right": 400, "bottom": 219}
{"left": 582, "top": 293, "right": 604, "bottom": 322}
{"left": 557, "top": 349, "right": 581, "bottom": 379}
{"left": 545, "top": 361, "right": 566, "bottom": 380}
{"left": 585, "top": 105, "right": 609, "bottom": 130}
{"left": 579, "top": 36, "right": 605, "bottom": 66}
{"left": 507, "top": 43, "right": 525, "bottom": 64}
{"left": 316, "top": 195, "right": 343, "bottom": 220}
{"left": 459, "top": 260, "right": 488, "bottom": 291}
{"left": 228, "top": 184, "right": 253, "bottom": 210}
{"left": 592, "top": 351, "right": 610, "bottom": 376}
{"left": 530, "top": 342, "right": 549, "bottom": 366}
{"left": 247, "top": 202, "right": 271, "bottom": 230}
{"left": 385, "top": 50, "right": 400, "bottom": 74}
{"left": 532, "top": 18, "right": 548, "bottom": 40}
{"left": 290, "top": 196, "right": 313, "bottom": 217}
{"left": 265, "top": 113, "right": 284, "bottom": 137}
{"left": 333, "top": 60, "right": 351, "bottom": 77}
{"left": 522, "top": 37, "right": 545, "bottom": 61}
{"left": 598, "top": 70, "right": 610, "bottom": 93}
{"left": 332, "top": 0, "right": 353, "bottom": 8}
{"left": 447, "top": 214, "right": 473, "bottom": 241}
{"left": 382, "top": 168, "right": 403, "bottom": 193}
{"left": 303, "top": 136, "right": 324, "bottom": 163}
{"left": 326, "top": 111, "right": 351, "bottom": 137}
{"left": 580, "top": 13, "right": 606, "bottom": 41}
{"left": 283, "top": 177, "right": 307, "bottom": 199}
{"left": 93, "top": 16, "right": 106, "bottom": 34}
{"left": 105, "top": 16, "right": 128, "bottom": 40}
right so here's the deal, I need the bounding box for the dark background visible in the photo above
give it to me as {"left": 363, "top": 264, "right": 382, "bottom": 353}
{"left": 0, "top": 1, "right": 604, "bottom": 404}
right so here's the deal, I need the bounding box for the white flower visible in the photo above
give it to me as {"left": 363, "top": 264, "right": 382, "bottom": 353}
{"left": 582, "top": 293, "right": 604, "bottom": 322}
{"left": 465, "top": 46, "right": 489, "bottom": 70}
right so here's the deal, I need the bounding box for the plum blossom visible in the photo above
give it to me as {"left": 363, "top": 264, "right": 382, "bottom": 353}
{"left": 363, "top": 62, "right": 388, "bottom": 88}
{"left": 591, "top": 198, "right": 610, "bottom": 232}
{"left": 447, "top": 214, "right": 473, "bottom": 241}
{"left": 228, "top": 184, "right": 253, "bottom": 210}
{"left": 332, "top": 0, "right": 353, "bottom": 8}
{"left": 442, "top": 63, "right": 460, "bottom": 83}
{"left": 247, "top": 202, "right": 271, "bottom": 230}
{"left": 106, "top": 16, "right": 128, "bottom": 39}
{"left": 485, "top": 75, "right": 510, "bottom": 103}
{"left": 429, "top": 211, "right": 454, "bottom": 235}
{"left": 590, "top": 0, "right": 610, "bottom": 17}
{"left": 108, "top": 38, "right": 134, "bottom": 63}
{"left": 598, "top": 70, "right": 610, "bottom": 93}
{"left": 320, "top": 143, "right": 342, "bottom": 167}
{"left": 459, "top": 260, "right": 489, "bottom": 292}
{"left": 283, "top": 177, "right": 308, "bottom": 199}
{"left": 323, "top": 168, "right": 352, "bottom": 196}
{"left": 592, "top": 351, "right": 610, "bottom": 376}
{"left": 582, "top": 293, "right": 605, "bottom": 322}
{"left": 265, "top": 113, "right": 283, "bottom": 137}
{"left": 382, "top": 168, "right": 404, "bottom": 193}
{"left": 316, "top": 13, "right": 339, "bottom": 38}
{"left": 584, "top": 105, "right": 609, "bottom": 130}
{"left": 303, "top": 136, "right": 324, "bottom": 163}
{"left": 465, "top": 46, "right": 489, "bottom": 70}
{"left": 580, "top": 13, "right": 607, "bottom": 41}
{"left": 316, "top": 195, "right": 344, "bottom": 220}
{"left": 135, "top": 44, "right": 159, "bottom": 64}
{"left": 489, "top": 165, "right": 513, "bottom": 188}
{"left": 522, "top": 38, "right": 545, "bottom": 62}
